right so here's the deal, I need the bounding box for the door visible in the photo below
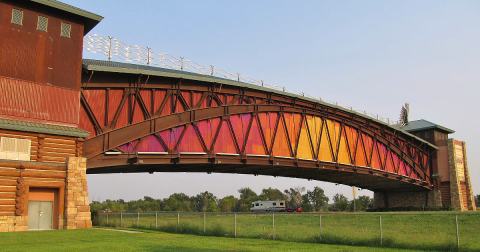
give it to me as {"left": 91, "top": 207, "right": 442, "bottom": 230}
{"left": 28, "top": 201, "right": 53, "bottom": 230}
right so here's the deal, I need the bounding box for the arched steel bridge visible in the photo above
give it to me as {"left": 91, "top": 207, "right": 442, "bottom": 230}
{"left": 80, "top": 59, "right": 435, "bottom": 192}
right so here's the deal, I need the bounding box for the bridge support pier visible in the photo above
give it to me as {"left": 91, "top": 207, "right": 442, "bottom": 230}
{"left": 65, "top": 157, "right": 92, "bottom": 229}
{"left": 373, "top": 190, "right": 443, "bottom": 210}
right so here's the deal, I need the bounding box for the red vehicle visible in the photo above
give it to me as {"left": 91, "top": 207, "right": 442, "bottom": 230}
{"left": 286, "top": 207, "right": 303, "bottom": 213}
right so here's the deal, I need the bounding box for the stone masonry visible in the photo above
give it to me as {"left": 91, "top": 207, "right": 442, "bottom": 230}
{"left": 65, "top": 157, "right": 92, "bottom": 229}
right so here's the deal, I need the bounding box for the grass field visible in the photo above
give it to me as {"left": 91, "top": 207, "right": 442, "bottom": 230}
{"left": 0, "top": 228, "right": 430, "bottom": 252}
{"left": 96, "top": 211, "right": 480, "bottom": 251}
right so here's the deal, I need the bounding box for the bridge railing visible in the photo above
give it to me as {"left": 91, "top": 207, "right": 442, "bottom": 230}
{"left": 93, "top": 211, "right": 479, "bottom": 251}
{"left": 83, "top": 34, "right": 400, "bottom": 126}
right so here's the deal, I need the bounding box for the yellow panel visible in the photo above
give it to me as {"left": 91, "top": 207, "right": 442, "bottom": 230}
{"left": 272, "top": 118, "right": 291, "bottom": 157}
{"left": 318, "top": 121, "right": 333, "bottom": 162}
{"left": 337, "top": 127, "right": 351, "bottom": 164}
{"left": 297, "top": 120, "right": 313, "bottom": 160}
{"left": 306, "top": 116, "right": 322, "bottom": 156}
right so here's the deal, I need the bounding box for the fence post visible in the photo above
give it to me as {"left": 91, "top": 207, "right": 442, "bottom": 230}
{"left": 177, "top": 212, "right": 180, "bottom": 232}
{"left": 137, "top": 212, "right": 140, "bottom": 227}
{"left": 120, "top": 211, "right": 123, "bottom": 227}
{"left": 272, "top": 212, "right": 275, "bottom": 240}
{"left": 155, "top": 212, "right": 158, "bottom": 229}
{"left": 234, "top": 213, "right": 237, "bottom": 238}
{"left": 319, "top": 215, "right": 322, "bottom": 240}
{"left": 379, "top": 216, "right": 383, "bottom": 246}
{"left": 203, "top": 212, "right": 206, "bottom": 233}
{"left": 456, "top": 215, "right": 460, "bottom": 250}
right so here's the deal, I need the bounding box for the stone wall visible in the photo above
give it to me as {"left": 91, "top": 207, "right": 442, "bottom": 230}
{"left": 65, "top": 157, "right": 91, "bottom": 229}
{"left": 374, "top": 190, "right": 442, "bottom": 209}
{"left": 448, "top": 140, "right": 476, "bottom": 211}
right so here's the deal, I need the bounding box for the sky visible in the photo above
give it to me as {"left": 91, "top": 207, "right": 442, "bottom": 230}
{"left": 62, "top": 0, "right": 479, "bottom": 201}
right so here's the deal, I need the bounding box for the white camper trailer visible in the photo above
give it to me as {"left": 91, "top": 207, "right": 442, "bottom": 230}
{"left": 250, "top": 200, "right": 286, "bottom": 212}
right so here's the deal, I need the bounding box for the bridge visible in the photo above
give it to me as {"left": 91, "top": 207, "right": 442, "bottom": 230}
{"left": 79, "top": 59, "right": 435, "bottom": 194}
{"left": 0, "top": 0, "right": 475, "bottom": 233}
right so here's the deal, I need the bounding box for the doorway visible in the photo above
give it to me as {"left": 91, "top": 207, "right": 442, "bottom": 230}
{"left": 27, "top": 188, "right": 58, "bottom": 230}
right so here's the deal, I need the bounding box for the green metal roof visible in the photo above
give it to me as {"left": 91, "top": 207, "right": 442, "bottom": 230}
{"left": 82, "top": 59, "right": 438, "bottom": 150}
{"left": 401, "top": 119, "right": 455, "bottom": 134}
{"left": 0, "top": 118, "right": 89, "bottom": 138}
{"left": 30, "top": 0, "right": 103, "bottom": 33}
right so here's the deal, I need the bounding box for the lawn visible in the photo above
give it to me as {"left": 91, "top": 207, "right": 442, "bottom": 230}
{"left": 96, "top": 211, "right": 480, "bottom": 251}
{"left": 0, "top": 228, "right": 425, "bottom": 252}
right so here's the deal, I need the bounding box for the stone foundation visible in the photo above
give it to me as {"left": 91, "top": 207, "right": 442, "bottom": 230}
{"left": 374, "top": 190, "right": 442, "bottom": 209}
{"left": 0, "top": 216, "right": 27, "bottom": 232}
{"left": 65, "top": 157, "right": 92, "bottom": 229}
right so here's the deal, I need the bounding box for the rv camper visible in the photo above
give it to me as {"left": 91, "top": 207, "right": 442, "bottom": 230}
{"left": 250, "top": 200, "right": 286, "bottom": 212}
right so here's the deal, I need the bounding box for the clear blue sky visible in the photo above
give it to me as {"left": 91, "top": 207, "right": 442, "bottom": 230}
{"left": 64, "top": 0, "right": 480, "bottom": 201}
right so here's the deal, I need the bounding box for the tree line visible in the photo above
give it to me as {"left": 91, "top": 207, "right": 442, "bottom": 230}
{"left": 90, "top": 186, "right": 374, "bottom": 213}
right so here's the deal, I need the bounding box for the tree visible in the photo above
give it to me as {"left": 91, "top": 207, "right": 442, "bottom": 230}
{"left": 218, "top": 195, "right": 238, "bottom": 212}
{"left": 304, "top": 187, "right": 329, "bottom": 212}
{"left": 350, "top": 195, "right": 373, "bottom": 211}
{"left": 330, "top": 194, "right": 349, "bottom": 211}
{"left": 193, "top": 191, "right": 218, "bottom": 212}
{"left": 237, "top": 187, "right": 258, "bottom": 212}
{"left": 259, "top": 187, "right": 286, "bottom": 201}
{"left": 163, "top": 193, "right": 193, "bottom": 212}
{"left": 284, "top": 187, "right": 305, "bottom": 208}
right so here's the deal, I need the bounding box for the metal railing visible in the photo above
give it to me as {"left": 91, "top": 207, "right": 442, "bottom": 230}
{"left": 83, "top": 34, "right": 400, "bottom": 126}
{"left": 93, "top": 211, "right": 479, "bottom": 251}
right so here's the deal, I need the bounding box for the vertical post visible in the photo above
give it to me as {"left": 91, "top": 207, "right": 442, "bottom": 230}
{"left": 120, "top": 211, "right": 123, "bottom": 227}
{"left": 107, "top": 36, "right": 113, "bottom": 61}
{"left": 456, "top": 215, "right": 460, "bottom": 250}
{"left": 319, "top": 215, "right": 322, "bottom": 240}
{"left": 203, "top": 212, "right": 206, "bottom": 233}
{"left": 177, "top": 212, "right": 180, "bottom": 232}
{"left": 155, "top": 212, "right": 158, "bottom": 229}
{"left": 379, "top": 216, "right": 383, "bottom": 246}
{"left": 146, "top": 47, "right": 151, "bottom": 65}
{"left": 137, "top": 212, "right": 140, "bottom": 227}
{"left": 234, "top": 213, "right": 237, "bottom": 238}
{"left": 106, "top": 212, "right": 109, "bottom": 226}
{"left": 272, "top": 212, "right": 275, "bottom": 240}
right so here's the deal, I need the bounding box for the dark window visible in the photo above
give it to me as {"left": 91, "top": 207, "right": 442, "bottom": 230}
{"left": 60, "top": 22, "right": 71, "bottom": 38}
{"left": 280, "top": 202, "right": 284, "bottom": 206}
{"left": 255, "top": 203, "right": 259, "bottom": 206}
{"left": 37, "top": 16, "right": 48, "bottom": 32}
{"left": 273, "top": 203, "right": 276, "bottom": 206}
{"left": 11, "top": 9, "right": 23, "bottom": 25}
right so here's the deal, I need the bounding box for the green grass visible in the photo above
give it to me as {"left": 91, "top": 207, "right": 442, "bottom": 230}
{"left": 96, "top": 211, "right": 480, "bottom": 251}
{"left": 0, "top": 228, "right": 425, "bottom": 252}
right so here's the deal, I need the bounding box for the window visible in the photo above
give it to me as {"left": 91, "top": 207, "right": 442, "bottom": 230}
{"left": 280, "top": 202, "right": 284, "bottom": 206}
{"left": 255, "top": 203, "right": 259, "bottom": 206}
{"left": 37, "top": 16, "right": 48, "bottom": 32}
{"left": 11, "top": 8, "right": 23, "bottom": 25}
{"left": 0, "top": 137, "right": 31, "bottom": 161}
{"left": 60, "top": 22, "right": 71, "bottom": 38}
{"left": 273, "top": 203, "right": 276, "bottom": 206}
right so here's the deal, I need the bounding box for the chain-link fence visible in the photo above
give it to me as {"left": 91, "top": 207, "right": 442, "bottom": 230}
{"left": 93, "top": 211, "right": 479, "bottom": 251}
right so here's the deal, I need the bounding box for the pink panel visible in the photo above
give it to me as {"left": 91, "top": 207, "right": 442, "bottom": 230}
{"left": 177, "top": 125, "right": 205, "bottom": 152}
{"left": 135, "top": 135, "right": 165, "bottom": 152}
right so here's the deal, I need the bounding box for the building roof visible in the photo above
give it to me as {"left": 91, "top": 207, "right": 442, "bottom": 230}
{"left": 0, "top": 118, "right": 89, "bottom": 138}
{"left": 82, "top": 59, "right": 438, "bottom": 149}
{"left": 401, "top": 119, "right": 455, "bottom": 134}
{"left": 30, "top": 0, "right": 103, "bottom": 34}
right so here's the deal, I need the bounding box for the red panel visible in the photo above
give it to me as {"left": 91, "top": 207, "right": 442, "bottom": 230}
{"left": 177, "top": 125, "right": 204, "bottom": 152}
{"left": 258, "top": 112, "right": 278, "bottom": 152}
{"left": 345, "top": 126, "right": 358, "bottom": 162}
{"left": 153, "top": 90, "right": 167, "bottom": 114}
{"left": 83, "top": 89, "right": 105, "bottom": 127}
{"left": 378, "top": 143, "right": 388, "bottom": 170}
{"left": 135, "top": 135, "right": 165, "bottom": 152}
{"left": 244, "top": 116, "right": 267, "bottom": 155}
{"left": 118, "top": 140, "right": 139, "bottom": 153}
{"left": 192, "top": 92, "right": 203, "bottom": 108}
{"left": 197, "top": 118, "right": 220, "bottom": 150}
{"left": 230, "top": 114, "right": 251, "bottom": 151}
{"left": 131, "top": 96, "right": 145, "bottom": 125}
{"left": 354, "top": 137, "right": 367, "bottom": 167}
{"left": 159, "top": 126, "right": 184, "bottom": 152}
{"left": 272, "top": 117, "right": 291, "bottom": 157}
{"left": 107, "top": 89, "right": 124, "bottom": 126}
{"left": 79, "top": 106, "right": 95, "bottom": 137}
{"left": 361, "top": 133, "right": 374, "bottom": 165}
{"left": 213, "top": 120, "right": 237, "bottom": 154}
{"left": 140, "top": 90, "right": 152, "bottom": 115}
{"left": 0, "top": 76, "right": 79, "bottom": 126}
{"left": 385, "top": 151, "right": 396, "bottom": 173}
{"left": 370, "top": 142, "right": 382, "bottom": 170}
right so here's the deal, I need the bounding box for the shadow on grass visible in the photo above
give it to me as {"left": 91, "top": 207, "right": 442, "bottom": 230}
{"left": 98, "top": 224, "right": 469, "bottom": 252}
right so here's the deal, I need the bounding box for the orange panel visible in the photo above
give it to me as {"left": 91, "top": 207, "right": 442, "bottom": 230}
{"left": 272, "top": 117, "right": 291, "bottom": 157}
{"left": 337, "top": 127, "right": 351, "bottom": 164}
{"left": 213, "top": 120, "right": 238, "bottom": 154}
{"left": 230, "top": 114, "right": 251, "bottom": 151}
{"left": 305, "top": 116, "right": 322, "bottom": 157}
{"left": 283, "top": 113, "right": 302, "bottom": 154}
{"left": 318, "top": 121, "right": 333, "bottom": 162}
{"left": 196, "top": 118, "right": 220, "bottom": 150}
{"left": 244, "top": 116, "right": 267, "bottom": 155}
{"left": 297, "top": 119, "right": 313, "bottom": 160}
{"left": 177, "top": 125, "right": 204, "bottom": 153}
{"left": 258, "top": 112, "right": 278, "bottom": 152}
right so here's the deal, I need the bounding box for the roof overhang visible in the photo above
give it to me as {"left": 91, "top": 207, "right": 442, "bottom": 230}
{"left": 30, "top": 0, "right": 103, "bottom": 34}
